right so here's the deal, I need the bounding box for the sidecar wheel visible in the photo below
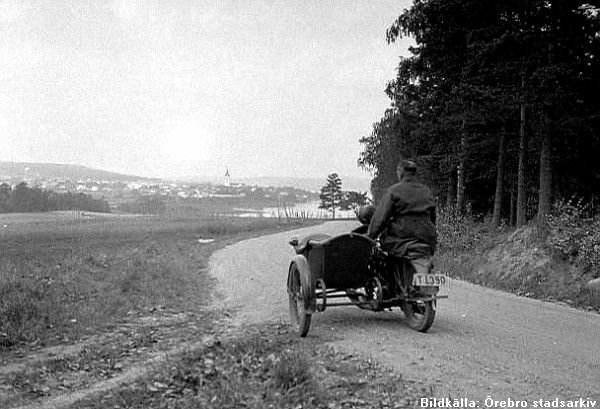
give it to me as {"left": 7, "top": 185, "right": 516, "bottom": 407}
{"left": 403, "top": 300, "right": 435, "bottom": 332}
{"left": 288, "top": 263, "right": 312, "bottom": 337}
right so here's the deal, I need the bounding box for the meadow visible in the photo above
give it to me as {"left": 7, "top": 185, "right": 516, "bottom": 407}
{"left": 0, "top": 211, "right": 430, "bottom": 409}
{"left": 0, "top": 210, "right": 313, "bottom": 350}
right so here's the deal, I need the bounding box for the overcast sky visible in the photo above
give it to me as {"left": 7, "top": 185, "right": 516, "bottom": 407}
{"left": 0, "top": 0, "right": 413, "bottom": 180}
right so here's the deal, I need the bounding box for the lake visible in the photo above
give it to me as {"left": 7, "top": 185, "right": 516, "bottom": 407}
{"left": 232, "top": 200, "right": 357, "bottom": 219}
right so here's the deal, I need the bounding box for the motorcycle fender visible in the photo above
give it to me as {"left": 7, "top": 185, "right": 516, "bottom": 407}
{"left": 289, "top": 255, "right": 317, "bottom": 314}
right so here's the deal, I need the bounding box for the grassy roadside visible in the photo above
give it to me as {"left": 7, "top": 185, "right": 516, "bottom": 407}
{"left": 0, "top": 215, "right": 317, "bottom": 350}
{"left": 436, "top": 221, "right": 600, "bottom": 311}
{"left": 71, "top": 323, "right": 431, "bottom": 409}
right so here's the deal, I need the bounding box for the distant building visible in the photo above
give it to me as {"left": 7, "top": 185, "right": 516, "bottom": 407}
{"left": 224, "top": 168, "right": 231, "bottom": 186}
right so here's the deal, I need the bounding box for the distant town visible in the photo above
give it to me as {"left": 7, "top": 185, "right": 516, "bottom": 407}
{"left": 0, "top": 162, "right": 319, "bottom": 213}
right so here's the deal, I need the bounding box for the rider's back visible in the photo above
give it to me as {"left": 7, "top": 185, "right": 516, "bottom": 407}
{"left": 370, "top": 174, "right": 437, "bottom": 254}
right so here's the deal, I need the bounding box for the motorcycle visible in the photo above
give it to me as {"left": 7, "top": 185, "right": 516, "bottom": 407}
{"left": 286, "top": 207, "right": 448, "bottom": 336}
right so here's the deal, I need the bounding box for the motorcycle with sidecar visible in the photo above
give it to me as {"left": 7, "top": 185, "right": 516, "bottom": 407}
{"left": 286, "top": 216, "right": 448, "bottom": 337}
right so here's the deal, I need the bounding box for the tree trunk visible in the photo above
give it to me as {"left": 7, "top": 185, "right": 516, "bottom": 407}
{"left": 332, "top": 198, "right": 335, "bottom": 219}
{"left": 492, "top": 130, "right": 506, "bottom": 227}
{"left": 446, "top": 166, "right": 456, "bottom": 210}
{"left": 510, "top": 187, "right": 516, "bottom": 226}
{"left": 456, "top": 125, "right": 467, "bottom": 213}
{"left": 516, "top": 71, "right": 528, "bottom": 227}
{"left": 538, "top": 2, "right": 554, "bottom": 224}
{"left": 537, "top": 125, "right": 552, "bottom": 222}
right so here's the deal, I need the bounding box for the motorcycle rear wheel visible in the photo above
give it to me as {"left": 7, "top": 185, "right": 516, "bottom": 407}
{"left": 403, "top": 300, "right": 435, "bottom": 332}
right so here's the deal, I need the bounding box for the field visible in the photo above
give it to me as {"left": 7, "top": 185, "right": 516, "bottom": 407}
{"left": 0, "top": 210, "right": 431, "bottom": 409}
{"left": 0, "top": 211, "right": 311, "bottom": 350}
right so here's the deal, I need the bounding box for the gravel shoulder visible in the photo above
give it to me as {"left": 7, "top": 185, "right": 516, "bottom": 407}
{"left": 210, "top": 221, "right": 600, "bottom": 402}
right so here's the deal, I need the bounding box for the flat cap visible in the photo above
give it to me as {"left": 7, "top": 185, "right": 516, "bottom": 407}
{"left": 398, "top": 160, "right": 417, "bottom": 172}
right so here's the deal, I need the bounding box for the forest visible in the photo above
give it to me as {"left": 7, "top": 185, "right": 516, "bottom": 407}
{"left": 359, "top": 0, "right": 600, "bottom": 226}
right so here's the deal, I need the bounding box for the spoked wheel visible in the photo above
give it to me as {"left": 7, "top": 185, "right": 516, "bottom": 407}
{"left": 403, "top": 300, "right": 435, "bottom": 332}
{"left": 288, "top": 263, "right": 312, "bottom": 337}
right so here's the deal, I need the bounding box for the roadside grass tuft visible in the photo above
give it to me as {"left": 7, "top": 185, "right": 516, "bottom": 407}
{"left": 272, "top": 349, "right": 312, "bottom": 390}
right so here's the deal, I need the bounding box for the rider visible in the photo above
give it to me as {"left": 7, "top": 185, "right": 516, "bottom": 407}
{"left": 367, "top": 160, "right": 437, "bottom": 256}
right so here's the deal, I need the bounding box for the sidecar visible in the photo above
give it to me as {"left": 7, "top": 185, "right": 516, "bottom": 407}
{"left": 287, "top": 232, "right": 380, "bottom": 336}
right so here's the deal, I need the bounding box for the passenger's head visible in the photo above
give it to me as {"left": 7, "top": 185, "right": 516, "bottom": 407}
{"left": 397, "top": 160, "right": 417, "bottom": 180}
{"left": 357, "top": 205, "right": 376, "bottom": 225}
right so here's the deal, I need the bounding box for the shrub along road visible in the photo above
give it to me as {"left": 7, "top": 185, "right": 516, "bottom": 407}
{"left": 210, "top": 221, "right": 600, "bottom": 403}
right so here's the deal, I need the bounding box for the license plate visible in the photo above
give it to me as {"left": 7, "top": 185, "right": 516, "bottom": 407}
{"left": 412, "top": 273, "right": 448, "bottom": 287}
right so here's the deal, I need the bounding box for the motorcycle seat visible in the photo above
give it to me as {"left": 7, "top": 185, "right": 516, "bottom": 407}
{"left": 392, "top": 240, "right": 432, "bottom": 259}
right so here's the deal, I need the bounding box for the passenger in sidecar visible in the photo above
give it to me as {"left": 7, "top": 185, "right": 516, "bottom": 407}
{"left": 351, "top": 204, "right": 376, "bottom": 235}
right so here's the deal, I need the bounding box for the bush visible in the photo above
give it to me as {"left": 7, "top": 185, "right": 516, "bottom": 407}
{"left": 436, "top": 207, "right": 487, "bottom": 252}
{"left": 546, "top": 197, "right": 600, "bottom": 273}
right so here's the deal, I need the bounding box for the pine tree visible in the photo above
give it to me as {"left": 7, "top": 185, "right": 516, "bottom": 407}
{"left": 319, "top": 173, "right": 343, "bottom": 219}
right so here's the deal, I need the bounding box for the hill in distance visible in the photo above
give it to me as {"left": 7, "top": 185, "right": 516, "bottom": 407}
{"left": 0, "top": 161, "right": 372, "bottom": 192}
{"left": 0, "top": 162, "right": 155, "bottom": 182}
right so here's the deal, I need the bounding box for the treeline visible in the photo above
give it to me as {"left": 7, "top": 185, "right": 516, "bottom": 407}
{"left": 0, "top": 182, "right": 111, "bottom": 214}
{"left": 360, "top": 0, "right": 600, "bottom": 226}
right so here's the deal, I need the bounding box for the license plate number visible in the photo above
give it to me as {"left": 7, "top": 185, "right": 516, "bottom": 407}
{"left": 412, "top": 273, "right": 448, "bottom": 286}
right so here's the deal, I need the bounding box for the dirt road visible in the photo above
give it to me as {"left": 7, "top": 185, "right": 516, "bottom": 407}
{"left": 211, "top": 221, "right": 600, "bottom": 403}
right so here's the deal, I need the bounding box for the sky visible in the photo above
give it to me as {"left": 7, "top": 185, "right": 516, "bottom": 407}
{"left": 0, "top": 0, "right": 413, "bottom": 180}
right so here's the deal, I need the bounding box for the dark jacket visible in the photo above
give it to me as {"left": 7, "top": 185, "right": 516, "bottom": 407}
{"left": 367, "top": 174, "right": 437, "bottom": 254}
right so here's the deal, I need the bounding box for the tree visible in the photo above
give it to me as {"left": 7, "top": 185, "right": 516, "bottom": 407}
{"left": 319, "top": 173, "right": 343, "bottom": 219}
{"left": 10, "top": 182, "right": 31, "bottom": 212}
{"left": 359, "top": 109, "right": 406, "bottom": 203}
{"left": 339, "top": 191, "right": 370, "bottom": 213}
{"left": 0, "top": 183, "right": 11, "bottom": 213}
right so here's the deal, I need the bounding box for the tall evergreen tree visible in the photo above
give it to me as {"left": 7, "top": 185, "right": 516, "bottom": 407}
{"left": 319, "top": 173, "right": 343, "bottom": 219}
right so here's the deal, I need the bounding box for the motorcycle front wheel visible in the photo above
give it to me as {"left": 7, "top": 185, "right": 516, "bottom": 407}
{"left": 402, "top": 300, "right": 435, "bottom": 332}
